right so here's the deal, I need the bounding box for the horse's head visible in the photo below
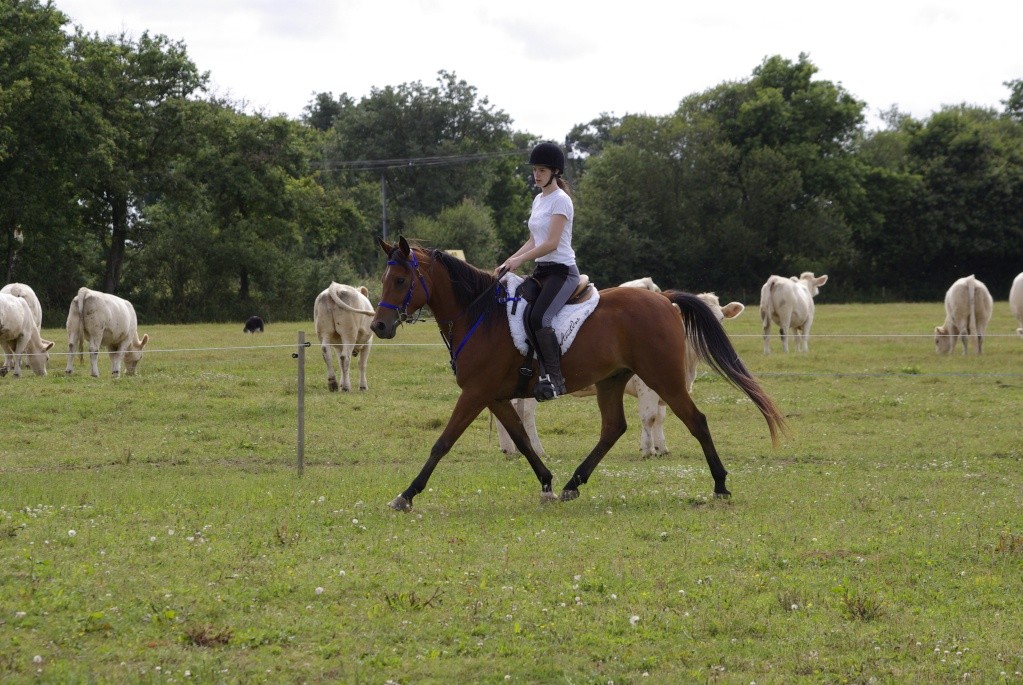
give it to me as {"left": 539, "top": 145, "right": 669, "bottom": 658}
{"left": 372, "top": 236, "right": 432, "bottom": 339}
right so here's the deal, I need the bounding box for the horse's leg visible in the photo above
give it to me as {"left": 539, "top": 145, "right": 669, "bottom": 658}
{"left": 496, "top": 399, "right": 545, "bottom": 458}
{"left": 389, "top": 391, "right": 490, "bottom": 512}
{"left": 650, "top": 382, "right": 730, "bottom": 497}
{"left": 495, "top": 410, "right": 517, "bottom": 455}
{"left": 560, "top": 374, "right": 630, "bottom": 501}
{"left": 489, "top": 400, "right": 555, "bottom": 503}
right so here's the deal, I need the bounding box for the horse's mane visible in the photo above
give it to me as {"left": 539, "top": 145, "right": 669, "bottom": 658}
{"left": 426, "top": 248, "right": 504, "bottom": 326}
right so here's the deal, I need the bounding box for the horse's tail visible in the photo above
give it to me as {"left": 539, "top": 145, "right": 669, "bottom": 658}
{"left": 664, "top": 291, "right": 789, "bottom": 446}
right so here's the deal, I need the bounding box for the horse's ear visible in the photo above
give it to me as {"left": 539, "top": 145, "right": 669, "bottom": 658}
{"left": 398, "top": 235, "right": 411, "bottom": 257}
{"left": 377, "top": 237, "right": 392, "bottom": 255}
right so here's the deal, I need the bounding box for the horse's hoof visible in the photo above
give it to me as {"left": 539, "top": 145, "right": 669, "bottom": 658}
{"left": 714, "top": 489, "right": 732, "bottom": 499}
{"left": 328, "top": 380, "right": 338, "bottom": 392}
{"left": 540, "top": 491, "right": 558, "bottom": 505}
{"left": 560, "top": 489, "right": 580, "bottom": 502}
{"left": 388, "top": 495, "right": 412, "bottom": 512}
{"left": 0, "top": 367, "right": 7, "bottom": 377}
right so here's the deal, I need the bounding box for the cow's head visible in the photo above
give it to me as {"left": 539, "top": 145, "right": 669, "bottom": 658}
{"left": 934, "top": 326, "right": 955, "bottom": 354}
{"left": 25, "top": 338, "right": 54, "bottom": 376}
{"left": 123, "top": 333, "right": 150, "bottom": 375}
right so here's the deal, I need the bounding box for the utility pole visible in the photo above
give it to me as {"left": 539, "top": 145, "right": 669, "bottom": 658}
{"left": 381, "top": 173, "right": 388, "bottom": 241}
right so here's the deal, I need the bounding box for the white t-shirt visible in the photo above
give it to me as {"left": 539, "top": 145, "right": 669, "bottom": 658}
{"left": 528, "top": 187, "right": 576, "bottom": 266}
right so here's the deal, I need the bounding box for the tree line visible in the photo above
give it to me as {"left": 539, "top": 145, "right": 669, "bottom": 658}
{"left": 3, "top": 0, "right": 1022, "bottom": 325}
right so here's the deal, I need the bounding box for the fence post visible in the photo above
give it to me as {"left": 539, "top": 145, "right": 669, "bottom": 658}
{"left": 297, "top": 330, "right": 305, "bottom": 476}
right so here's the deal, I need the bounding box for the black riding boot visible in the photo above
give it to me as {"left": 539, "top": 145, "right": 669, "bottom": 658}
{"left": 533, "top": 327, "right": 567, "bottom": 401}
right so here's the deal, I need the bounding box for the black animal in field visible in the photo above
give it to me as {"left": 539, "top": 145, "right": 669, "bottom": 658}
{"left": 243, "top": 315, "right": 265, "bottom": 333}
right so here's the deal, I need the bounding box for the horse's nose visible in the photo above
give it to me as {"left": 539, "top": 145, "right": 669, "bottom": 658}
{"left": 371, "top": 318, "right": 389, "bottom": 337}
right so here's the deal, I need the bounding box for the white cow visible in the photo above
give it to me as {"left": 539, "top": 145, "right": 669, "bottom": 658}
{"left": 1, "top": 283, "right": 43, "bottom": 373}
{"left": 314, "top": 282, "right": 375, "bottom": 392}
{"left": 0, "top": 293, "right": 53, "bottom": 377}
{"left": 934, "top": 274, "right": 993, "bottom": 355}
{"left": 1010, "top": 272, "right": 1023, "bottom": 338}
{"left": 760, "top": 272, "right": 828, "bottom": 353}
{"left": 1, "top": 283, "right": 42, "bottom": 328}
{"left": 496, "top": 280, "right": 744, "bottom": 457}
{"left": 65, "top": 287, "right": 150, "bottom": 377}
{"left": 617, "top": 276, "right": 661, "bottom": 292}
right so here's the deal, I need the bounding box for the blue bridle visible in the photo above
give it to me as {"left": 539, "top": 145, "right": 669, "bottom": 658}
{"left": 378, "top": 249, "right": 431, "bottom": 323}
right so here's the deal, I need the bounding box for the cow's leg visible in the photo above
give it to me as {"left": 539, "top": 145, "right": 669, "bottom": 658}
{"left": 356, "top": 342, "right": 370, "bottom": 391}
{"left": 88, "top": 340, "right": 101, "bottom": 378}
{"left": 636, "top": 380, "right": 666, "bottom": 456}
{"left": 560, "top": 375, "right": 631, "bottom": 501}
{"left": 110, "top": 344, "right": 126, "bottom": 377}
{"left": 488, "top": 399, "right": 554, "bottom": 503}
{"left": 519, "top": 398, "right": 544, "bottom": 457}
{"left": 11, "top": 338, "right": 27, "bottom": 377}
{"left": 761, "top": 315, "right": 772, "bottom": 355}
{"left": 0, "top": 341, "right": 14, "bottom": 376}
{"left": 495, "top": 398, "right": 544, "bottom": 457}
{"left": 797, "top": 327, "right": 809, "bottom": 353}
{"left": 339, "top": 343, "right": 353, "bottom": 392}
{"left": 65, "top": 334, "right": 76, "bottom": 375}
{"left": 320, "top": 340, "right": 338, "bottom": 392}
{"left": 779, "top": 318, "right": 791, "bottom": 353}
{"left": 496, "top": 411, "right": 517, "bottom": 455}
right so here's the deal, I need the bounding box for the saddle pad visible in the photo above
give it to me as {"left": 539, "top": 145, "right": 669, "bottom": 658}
{"left": 502, "top": 273, "right": 600, "bottom": 356}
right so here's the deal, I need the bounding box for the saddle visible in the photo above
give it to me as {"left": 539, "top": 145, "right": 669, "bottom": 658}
{"left": 503, "top": 273, "right": 600, "bottom": 398}
{"left": 513, "top": 273, "right": 594, "bottom": 308}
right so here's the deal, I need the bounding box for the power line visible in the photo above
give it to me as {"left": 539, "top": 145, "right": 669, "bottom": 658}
{"left": 310, "top": 149, "right": 530, "bottom": 172}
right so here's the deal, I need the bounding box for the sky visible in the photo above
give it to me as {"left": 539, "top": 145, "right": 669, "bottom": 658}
{"left": 56, "top": 0, "right": 1023, "bottom": 141}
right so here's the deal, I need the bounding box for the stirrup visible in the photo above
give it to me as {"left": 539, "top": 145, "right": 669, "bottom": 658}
{"left": 534, "top": 374, "right": 559, "bottom": 402}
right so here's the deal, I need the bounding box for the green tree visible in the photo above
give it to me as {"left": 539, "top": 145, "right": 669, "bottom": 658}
{"left": 0, "top": 0, "right": 87, "bottom": 313}
{"left": 576, "top": 54, "right": 867, "bottom": 296}
{"left": 405, "top": 199, "right": 501, "bottom": 267}
{"left": 318, "top": 71, "right": 530, "bottom": 243}
{"left": 1003, "top": 79, "right": 1023, "bottom": 122}
{"left": 132, "top": 102, "right": 319, "bottom": 321}
{"left": 69, "top": 29, "right": 206, "bottom": 294}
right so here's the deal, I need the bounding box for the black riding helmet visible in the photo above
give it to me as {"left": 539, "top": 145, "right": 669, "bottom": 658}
{"left": 529, "top": 142, "right": 565, "bottom": 174}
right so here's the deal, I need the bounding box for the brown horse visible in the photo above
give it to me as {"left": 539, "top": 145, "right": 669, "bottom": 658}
{"left": 371, "top": 237, "right": 787, "bottom": 511}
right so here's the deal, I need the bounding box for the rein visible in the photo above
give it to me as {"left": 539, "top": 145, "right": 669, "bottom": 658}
{"left": 380, "top": 247, "right": 521, "bottom": 374}
{"left": 441, "top": 271, "right": 519, "bottom": 374}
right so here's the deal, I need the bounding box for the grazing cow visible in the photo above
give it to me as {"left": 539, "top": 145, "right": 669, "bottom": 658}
{"left": 760, "top": 272, "right": 828, "bottom": 353}
{"left": 0, "top": 293, "right": 54, "bottom": 377}
{"left": 65, "top": 287, "right": 150, "bottom": 377}
{"left": 314, "top": 282, "right": 375, "bottom": 392}
{"left": 1, "top": 283, "right": 43, "bottom": 372}
{"left": 1010, "top": 273, "right": 1023, "bottom": 338}
{"left": 935, "top": 275, "right": 993, "bottom": 355}
{"left": 243, "top": 315, "right": 265, "bottom": 333}
{"left": 496, "top": 281, "right": 745, "bottom": 457}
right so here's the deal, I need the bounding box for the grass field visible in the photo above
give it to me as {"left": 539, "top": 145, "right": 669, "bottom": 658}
{"left": 1, "top": 300, "right": 1022, "bottom": 683}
